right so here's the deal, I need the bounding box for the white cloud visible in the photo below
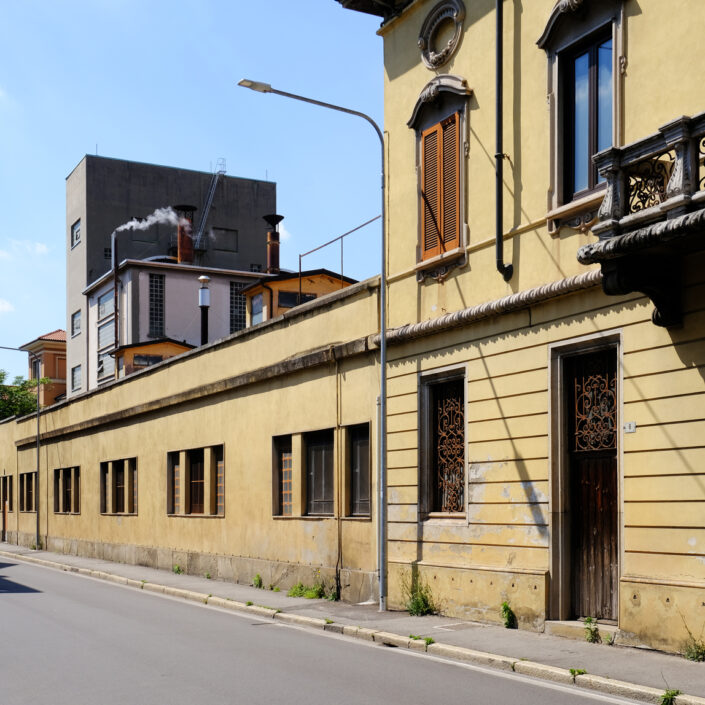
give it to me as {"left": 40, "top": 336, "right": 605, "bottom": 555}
{"left": 9, "top": 239, "right": 49, "bottom": 256}
{"left": 0, "top": 299, "right": 14, "bottom": 314}
{"left": 279, "top": 224, "right": 292, "bottom": 242}
{"left": 0, "top": 249, "right": 9, "bottom": 260}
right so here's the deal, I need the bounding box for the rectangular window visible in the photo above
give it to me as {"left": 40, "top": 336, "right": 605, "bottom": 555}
{"left": 188, "top": 448, "right": 204, "bottom": 514}
{"left": 71, "top": 219, "right": 81, "bottom": 247}
{"left": 349, "top": 424, "right": 370, "bottom": 517}
{"left": 230, "top": 282, "right": 247, "bottom": 333}
{"left": 278, "top": 291, "right": 317, "bottom": 309}
{"left": 167, "top": 451, "right": 180, "bottom": 515}
{"left": 305, "top": 430, "right": 334, "bottom": 516}
{"left": 421, "top": 375, "right": 465, "bottom": 515}
{"left": 100, "top": 458, "right": 137, "bottom": 514}
{"left": 563, "top": 33, "right": 612, "bottom": 199}
{"left": 53, "top": 467, "right": 80, "bottom": 513}
{"left": 97, "top": 320, "right": 114, "bottom": 350}
{"left": 20, "top": 472, "right": 36, "bottom": 512}
{"left": 214, "top": 227, "right": 238, "bottom": 253}
{"left": 97, "top": 351, "right": 115, "bottom": 381}
{"left": 71, "top": 310, "right": 81, "bottom": 337}
{"left": 114, "top": 460, "right": 125, "bottom": 513}
{"left": 149, "top": 273, "right": 165, "bottom": 337}
{"left": 104, "top": 247, "right": 112, "bottom": 260}
{"left": 274, "top": 436, "right": 293, "bottom": 516}
{"left": 420, "top": 112, "right": 460, "bottom": 261}
{"left": 31, "top": 357, "right": 41, "bottom": 381}
{"left": 1, "top": 475, "right": 13, "bottom": 512}
{"left": 71, "top": 365, "right": 82, "bottom": 392}
{"left": 97, "top": 290, "right": 114, "bottom": 320}
{"left": 251, "top": 293, "right": 263, "bottom": 325}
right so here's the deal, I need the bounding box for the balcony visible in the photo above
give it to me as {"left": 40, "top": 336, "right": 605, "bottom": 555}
{"left": 577, "top": 113, "right": 705, "bottom": 327}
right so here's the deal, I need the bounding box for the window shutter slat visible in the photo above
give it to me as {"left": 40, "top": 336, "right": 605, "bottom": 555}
{"left": 441, "top": 114, "right": 460, "bottom": 248}
{"left": 421, "top": 126, "right": 441, "bottom": 258}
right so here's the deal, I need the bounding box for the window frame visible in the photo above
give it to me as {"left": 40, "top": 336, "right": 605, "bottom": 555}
{"left": 273, "top": 435, "right": 293, "bottom": 517}
{"left": 148, "top": 273, "right": 165, "bottom": 338}
{"left": 71, "top": 365, "right": 82, "bottom": 392}
{"left": 52, "top": 466, "right": 80, "bottom": 514}
{"left": 419, "top": 366, "right": 467, "bottom": 519}
{"left": 70, "top": 219, "right": 81, "bottom": 248}
{"left": 348, "top": 423, "right": 371, "bottom": 517}
{"left": 561, "top": 28, "right": 613, "bottom": 202}
{"left": 304, "top": 429, "right": 334, "bottom": 517}
{"left": 1, "top": 475, "right": 13, "bottom": 513}
{"left": 71, "top": 310, "right": 81, "bottom": 337}
{"left": 230, "top": 281, "right": 247, "bottom": 334}
{"left": 166, "top": 445, "right": 224, "bottom": 517}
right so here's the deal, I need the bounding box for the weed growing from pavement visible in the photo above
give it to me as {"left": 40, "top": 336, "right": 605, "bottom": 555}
{"left": 409, "top": 635, "right": 435, "bottom": 645}
{"left": 660, "top": 689, "right": 681, "bottom": 705}
{"left": 172, "top": 565, "right": 183, "bottom": 575}
{"left": 680, "top": 613, "right": 705, "bottom": 661}
{"left": 583, "top": 616, "right": 601, "bottom": 643}
{"left": 501, "top": 601, "right": 517, "bottom": 629}
{"left": 246, "top": 601, "right": 253, "bottom": 606}
{"left": 402, "top": 568, "right": 436, "bottom": 616}
{"left": 569, "top": 668, "right": 587, "bottom": 682}
{"left": 287, "top": 581, "right": 327, "bottom": 599}
{"left": 253, "top": 573, "right": 263, "bottom": 589}
{"left": 204, "top": 573, "right": 211, "bottom": 580}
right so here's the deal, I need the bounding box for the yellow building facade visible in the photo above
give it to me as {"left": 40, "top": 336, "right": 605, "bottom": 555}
{"left": 0, "top": 279, "right": 381, "bottom": 602}
{"left": 338, "top": 0, "right": 705, "bottom": 652}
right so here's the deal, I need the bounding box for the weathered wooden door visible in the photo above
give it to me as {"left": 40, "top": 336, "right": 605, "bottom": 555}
{"left": 566, "top": 350, "right": 619, "bottom": 621}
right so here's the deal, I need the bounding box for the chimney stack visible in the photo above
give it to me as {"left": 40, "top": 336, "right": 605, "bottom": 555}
{"left": 263, "top": 214, "right": 284, "bottom": 275}
{"left": 174, "top": 204, "right": 197, "bottom": 264}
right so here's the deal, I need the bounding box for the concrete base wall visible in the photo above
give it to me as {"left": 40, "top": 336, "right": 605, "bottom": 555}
{"left": 11, "top": 532, "right": 377, "bottom": 603}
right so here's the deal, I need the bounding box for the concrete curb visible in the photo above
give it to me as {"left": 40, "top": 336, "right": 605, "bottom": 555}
{"left": 2, "top": 549, "right": 702, "bottom": 705}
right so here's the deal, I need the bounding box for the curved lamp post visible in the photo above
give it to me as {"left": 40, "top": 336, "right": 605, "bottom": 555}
{"left": 237, "top": 79, "right": 388, "bottom": 611}
{"left": 1, "top": 345, "right": 41, "bottom": 550}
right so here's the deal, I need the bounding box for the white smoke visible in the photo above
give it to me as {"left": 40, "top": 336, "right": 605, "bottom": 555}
{"left": 114, "top": 207, "right": 189, "bottom": 234}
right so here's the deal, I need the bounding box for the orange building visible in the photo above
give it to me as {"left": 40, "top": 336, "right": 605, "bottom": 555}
{"left": 20, "top": 330, "right": 67, "bottom": 407}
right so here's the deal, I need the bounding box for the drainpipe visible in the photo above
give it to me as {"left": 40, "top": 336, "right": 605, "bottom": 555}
{"left": 496, "top": 0, "right": 513, "bottom": 282}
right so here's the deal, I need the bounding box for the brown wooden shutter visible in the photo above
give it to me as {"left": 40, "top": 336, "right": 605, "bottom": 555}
{"left": 421, "top": 113, "right": 460, "bottom": 261}
{"left": 441, "top": 113, "right": 460, "bottom": 250}
{"left": 421, "top": 123, "right": 441, "bottom": 260}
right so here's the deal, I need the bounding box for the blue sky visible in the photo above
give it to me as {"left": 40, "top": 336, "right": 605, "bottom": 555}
{"left": 0, "top": 1, "right": 383, "bottom": 379}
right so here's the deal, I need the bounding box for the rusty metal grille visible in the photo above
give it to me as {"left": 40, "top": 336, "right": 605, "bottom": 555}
{"left": 279, "top": 448, "right": 292, "bottom": 516}
{"left": 574, "top": 370, "right": 617, "bottom": 452}
{"left": 626, "top": 150, "right": 674, "bottom": 213}
{"left": 215, "top": 448, "right": 225, "bottom": 516}
{"left": 432, "top": 380, "right": 465, "bottom": 512}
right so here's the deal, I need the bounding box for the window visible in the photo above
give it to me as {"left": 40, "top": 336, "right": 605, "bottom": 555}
{"left": 188, "top": 449, "right": 204, "bottom": 514}
{"left": 251, "top": 293, "right": 263, "bottom": 325}
{"left": 19, "top": 472, "right": 36, "bottom": 512}
{"left": 100, "top": 458, "right": 137, "bottom": 514}
{"left": 98, "top": 291, "right": 114, "bottom": 320}
{"left": 167, "top": 444, "right": 224, "bottom": 516}
{"left": 31, "top": 357, "right": 41, "bottom": 381}
{"left": 104, "top": 247, "right": 112, "bottom": 261}
{"left": 71, "top": 219, "right": 81, "bottom": 247}
{"left": 273, "top": 436, "right": 293, "bottom": 516}
{"left": 97, "top": 350, "right": 115, "bottom": 381}
{"left": 420, "top": 112, "right": 461, "bottom": 260}
{"left": 230, "top": 282, "right": 247, "bottom": 333}
{"left": 149, "top": 273, "right": 165, "bottom": 337}
{"left": 420, "top": 373, "right": 465, "bottom": 515}
{"left": 52, "top": 467, "right": 80, "bottom": 514}
{"left": 278, "top": 291, "right": 316, "bottom": 309}
{"left": 348, "top": 424, "right": 370, "bottom": 517}
{"left": 305, "top": 430, "right": 334, "bottom": 516}
{"left": 563, "top": 32, "right": 612, "bottom": 199}
{"left": 1, "top": 475, "right": 13, "bottom": 512}
{"left": 71, "top": 365, "right": 82, "bottom": 392}
{"left": 71, "top": 310, "right": 81, "bottom": 337}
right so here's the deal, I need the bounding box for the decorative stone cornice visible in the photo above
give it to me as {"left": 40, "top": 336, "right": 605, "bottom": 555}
{"left": 375, "top": 269, "right": 602, "bottom": 346}
{"left": 407, "top": 74, "right": 472, "bottom": 129}
{"left": 537, "top": 0, "right": 587, "bottom": 49}
{"left": 418, "top": 0, "right": 465, "bottom": 69}
{"left": 577, "top": 208, "right": 705, "bottom": 264}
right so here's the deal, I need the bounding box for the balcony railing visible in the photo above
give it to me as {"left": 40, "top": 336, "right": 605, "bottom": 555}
{"left": 592, "top": 112, "right": 705, "bottom": 239}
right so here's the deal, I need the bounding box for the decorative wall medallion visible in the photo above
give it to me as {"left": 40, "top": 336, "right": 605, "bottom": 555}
{"left": 418, "top": 0, "right": 465, "bottom": 70}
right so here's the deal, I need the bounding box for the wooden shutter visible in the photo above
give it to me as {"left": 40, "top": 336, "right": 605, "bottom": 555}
{"left": 441, "top": 113, "right": 460, "bottom": 250}
{"left": 421, "top": 112, "right": 460, "bottom": 261}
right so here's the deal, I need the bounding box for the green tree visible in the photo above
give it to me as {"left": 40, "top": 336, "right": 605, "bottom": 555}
{"left": 0, "top": 369, "right": 41, "bottom": 420}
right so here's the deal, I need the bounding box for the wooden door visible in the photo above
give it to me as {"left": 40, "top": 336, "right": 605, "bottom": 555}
{"left": 566, "top": 350, "right": 618, "bottom": 621}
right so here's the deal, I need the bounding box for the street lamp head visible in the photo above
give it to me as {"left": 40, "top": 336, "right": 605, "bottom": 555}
{"left": 237, "top": 79, "right": 272, "bottom": 93}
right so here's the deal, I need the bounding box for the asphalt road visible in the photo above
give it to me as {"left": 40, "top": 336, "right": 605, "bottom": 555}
{"left": 0, "top": 560, "right": 642, "bottom": 705}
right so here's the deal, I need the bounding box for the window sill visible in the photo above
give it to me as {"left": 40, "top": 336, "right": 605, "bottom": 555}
{"left": 345, "top": 515, "right": 371, "bottom": 522}
{"left": 71, "top": 332, "right": 81, "bottom": 338}
{"left": 547, "top": 189, "right": 605, "bottom": 235}
{"left": 53, "top": 512, "right": 81, "bottom": 516}
{"left": 422, "top": 512, "right": 466, "bottom": 524}
{"left": 19, "top": 510, "right": 37, "bottom": 514}
{"left": 100, "top": 512, "right": 138, "bottom": 517}
{"left": 415, "top": 246, "right": 465, "bottom": 273}
{"left": 166, "top": 513, "right": 224, "bottom": 518}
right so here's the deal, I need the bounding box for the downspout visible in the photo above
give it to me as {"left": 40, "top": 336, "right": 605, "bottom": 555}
{"left": 496, "top": 0, "right": 513, "bottom": 282}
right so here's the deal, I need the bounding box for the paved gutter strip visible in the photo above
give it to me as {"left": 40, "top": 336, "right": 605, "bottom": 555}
{"left": 2, "top": 549, "right": 702, "bottom": 705}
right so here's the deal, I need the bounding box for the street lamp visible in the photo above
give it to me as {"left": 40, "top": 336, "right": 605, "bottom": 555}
{"left": 0, "top": 345, "right": 41, "bottom": 550}
{"left": 237, "top": 79, "right": 388, "bottom": 611}
{"left": 198, "top": 275, "right": 211, "bottom": 346}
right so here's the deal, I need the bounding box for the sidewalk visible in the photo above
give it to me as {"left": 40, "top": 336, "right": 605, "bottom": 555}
{"left": 1, "top": 543, "right": 702, "bottom": 704}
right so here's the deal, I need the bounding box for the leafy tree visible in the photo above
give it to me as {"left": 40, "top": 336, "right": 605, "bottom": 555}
{"left": 0, "top": 369, "right": 41, "bottom": 420}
